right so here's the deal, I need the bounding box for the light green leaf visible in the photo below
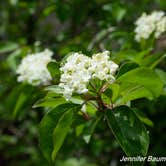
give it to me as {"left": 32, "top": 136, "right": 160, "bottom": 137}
{"left": 6, "top": 49, "right": 21, "bottom": 71}
{"left": 117, "top": 67, "right": 163, "bottom": 100}
{"left": 155, "top": 69, "right": 166, "bottom": 85}
{"left": 33, "top": 97, "right": 66, "bottom": 108}
{"left": 142, "top": 53, "right": 166, "bottom": 68}
{"left": 0, "top": 42, "right": 18, "bottom": 53}
{"left": 101, "top": 83, "right": 120, "bottom": 104}
{"left": 120, "top": 85, "right": 153, "bottom": 104}
{"left": 45, "top": 85, "right": 64, "bottom": 94}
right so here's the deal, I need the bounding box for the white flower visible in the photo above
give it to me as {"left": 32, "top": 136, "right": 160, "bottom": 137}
{"left": 17, "top": 49, "right": 53, "bottom": 86}
{"left": 59, "top": 51, "right": 118, "bottom": 100}
{"left": 155, "top": 16, "right": 166, "bottom": 38}
{"left": 59, "top": 53, "right": 91, "bottom": 100}
{"left": 89, "top": 51, "right": 118, "bottom": 82}
{"left": 134, "top": 11, "right": 166, "bottom": 42}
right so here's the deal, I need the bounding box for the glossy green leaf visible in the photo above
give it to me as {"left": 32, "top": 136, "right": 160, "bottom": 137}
{"left": 51, "top": 109, "right": 74, "bottom": 161}
{"left": 117, "top": 67, "right": 163, "bottom": 100}
{"left": 116, "top": 62, "right": 139, "bottom": 78}
{"left": 33, "top": 97, "right": 66, "bottom": 108}
{"left": 113, "top": 49, "right": 151, "bottom": 64}
{"left": 120, "top": 85, "right": 154, "bottom": 104}
{"left": 83, "top": 115, "right": 102, "bottom": 143}
{"left": 39, "top": 103, "right": 80, "bottom": 162}
{"left": 47, "top": 62, "right": 60, "bottom": 80}
{"left": 106, "top": 106, "right": 149, "bottom": 157}
{"left": 101, "top": 83, "right": 120, "bottom": 104}
{"left": 73, "top": 114, "right": 87, "bottom": 136}
{"left": 133, "top": 108, "right": 154, "bottom": 127}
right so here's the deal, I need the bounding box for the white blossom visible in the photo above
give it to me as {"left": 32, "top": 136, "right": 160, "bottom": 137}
{"left": 59, "top": 51, "right": 118, "bottom": 100}
{"left": 155, "top": 16, "right": 166, "bottom": 38}
{"left": 89, "top": 51, "right": 118, "bottom": 81}
{"left": 17, "top": 49, "right": 53, "bottom": 86}
{"left": 59, "top": 53, "right": 91, "bottom": 100}
{"left": 134, "top": 11, "right": 166, "bottom": 42}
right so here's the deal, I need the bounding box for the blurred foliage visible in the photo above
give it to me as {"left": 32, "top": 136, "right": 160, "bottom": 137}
{"left": 0, "top": 0, "right": 166, "bottom": 165}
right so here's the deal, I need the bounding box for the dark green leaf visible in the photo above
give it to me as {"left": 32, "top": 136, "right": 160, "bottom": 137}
{"left": 39, "top": 103, "right": 80, "bottom": 162}
{"left": 133, "top": 108, "right": 154, "bottom": 127}
{"left": 83, "top": 115, "right": 102, "bottom": 143}
{"left": 106, "top": 106, "right": 149, "bottom": 157}
{"left": 47, "top": 62, "right": 60, "bottom": 81}
{"left": 51, "top": 109, "right": 74, "bottom": 161}
{"left": 116, "top": 62, "right": 139, "bottom": 78}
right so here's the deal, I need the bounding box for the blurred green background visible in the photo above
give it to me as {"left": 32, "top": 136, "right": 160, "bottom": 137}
{"left": 0, "top": 0, "right": 166, "bottom": 165}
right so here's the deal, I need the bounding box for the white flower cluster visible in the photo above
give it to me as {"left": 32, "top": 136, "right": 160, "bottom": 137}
{"left": 89, "top": 51, "right": 118, "bottom": 81}
{"left": 59, "top": 51, "right": 118, "bottom": 100}
{"left": 59, "top": 53, "right": 91, "bottom": 99}
{"left": 17, "top": 49, "right": 53, "bottom": 86}
{"left": 134, "top": 11, "right": 166, "bottom": 42}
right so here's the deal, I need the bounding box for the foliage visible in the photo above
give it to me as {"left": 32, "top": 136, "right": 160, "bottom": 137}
{"left": 0, "top": 0, "right": 166, "bottom": 166}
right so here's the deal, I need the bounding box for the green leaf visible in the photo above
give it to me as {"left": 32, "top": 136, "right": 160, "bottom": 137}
{"left": 101, "top": 83, "right": 120, "bottom": 104}
{"left": 120, "top": 85, "right": 154, "bottom": 104}
{"left": 108, "top": 84, "right": 120, "bottom": 103}
{"left": 106, "top": 106, "right": 149, "bottom": 157}
{"left": 51, "top": 109, "right": 74, "bottom": 161}
{"left": 6, "top": 49, "right": 22, "bottom": 72}
{"left": 0, "top": 42, "right": 19, "bottom": 53}
{"left": 113, "top": 49, "right": 151, "bottom": 64}
{"left": 13, "top": 92, "right": 28, "bottom": 118}
{"left": 73, "top": 114, "right": 87, "bottom": 136}
{"left": 142, "top": 53, "right": 166, "bottom": 68}
{"left": 83, "top": 115, "right": 102, "bottom": 143}
{"left": 155, "top": 69, "right": 166, "bottom": 85}
{"left": 6, "top": 84, "right": 34, "bottom": 119}
{"left": 45, "top": 85, "right": 64, "bottom": 94}
{"left": 116, "top": 62, "right": 139, "bottom": 78}
{"left": 47, "top": 62, "right": 60, "bottom": 80}
{"left": 117, "top": 67, "right": 163, "bottom": 101}
{"left": 112, "top": 5, "right": 126, "bottom": 22}
{"left": 39, "top": 103, "right": 80, "bottom": 162}
{"left": 33, "top": 97, "right": 66, "bottom": 108}
{"left": 133, "top": 108, "right": 154, "bottom": 127}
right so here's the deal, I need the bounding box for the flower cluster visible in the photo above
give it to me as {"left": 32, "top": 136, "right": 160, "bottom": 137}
{"left": 134, "top": 11, "right": 166, "bottom": 42}
{"left": 59, "top": 53, "right": 91, "bottom": 99}
{"left": 89, "top": 51, "right": 118, "bottom": 81}
{"left": 17, "top": 49, "right": 53, "bottom": 86}
{"left": 59, "top": 51, "right": 118, "bottom": 100}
